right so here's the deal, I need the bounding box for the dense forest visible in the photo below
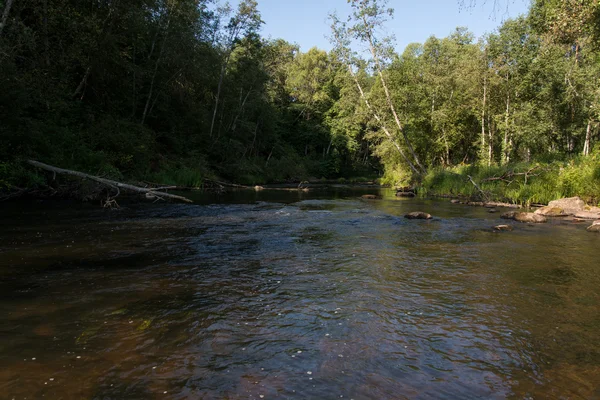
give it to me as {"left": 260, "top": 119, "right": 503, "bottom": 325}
{"left": 1, "top": 0, "right": 599, "bottom": 203}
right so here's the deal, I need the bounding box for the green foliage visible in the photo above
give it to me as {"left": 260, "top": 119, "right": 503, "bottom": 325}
{"left": 0, "top": 0, "right": 598, "bottom": 201}
{"left": 422, "top": 156, "right": 600, "bottom": 205}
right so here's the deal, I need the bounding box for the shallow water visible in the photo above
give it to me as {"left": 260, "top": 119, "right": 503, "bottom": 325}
{"left": 1, "top": 187, "right": 599, "bottom": 399}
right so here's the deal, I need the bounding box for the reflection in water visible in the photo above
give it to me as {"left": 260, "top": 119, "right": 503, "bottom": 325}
{"left": 1, "top": 188, "right": 599, "bottom": 399}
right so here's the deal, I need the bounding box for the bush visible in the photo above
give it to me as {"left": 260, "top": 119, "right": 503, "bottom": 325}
{"left": 421, "top": 156, "right": 600, "bottom": 205}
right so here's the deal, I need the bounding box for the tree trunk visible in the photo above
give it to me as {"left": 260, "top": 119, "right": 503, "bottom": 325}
{"left": 229, "top": 88, "right": 252, "bottom": 133}
{"left": 346, "top": 65, "right": 420, "bottom": 176}
{"left": 583, "top": 119, "right": 592, "bottom": 156}
{"left": 487, "top": 115, "right": 493, "bottom": 166}
{"left": 503, "top": 91, "right": 510, "bottom": 164}
{"left": 43, "top": 0, "right": 50, "bottom": 67}
{"left": 361, "top": 15, "right": 424, "bottom": 173}
{"left": 72, "top": 67, "right": 91, "bottom": 99}
{"left": 27, "top": 160, "right": 193, "bottom": 203}
{"left": 0, "top": 0, "right": 15, "bottom": 37}
{"left": 210, "top": 60, "right": 228, "bottom": 137}
{"left": 442, "top": 128, "right": 450, "bottom": 166}
{"left": 142, "top": 17, "right": 170, "bottom": 125}
{"left": 481, "top": 68, "right": 487, "bottom": 164}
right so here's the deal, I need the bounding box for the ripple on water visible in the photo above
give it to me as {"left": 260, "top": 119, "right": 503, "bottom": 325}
{"left": 1, "top": 196, "right": 599, "bottom": 399}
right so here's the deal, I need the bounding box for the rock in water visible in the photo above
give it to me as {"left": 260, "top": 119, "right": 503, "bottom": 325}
{"left": 548, "top": 197, "right": 586, "bottom": 214}
{"left": 361, "top": 194, "right": 379, "bottom": 200}
{"left": 501, "top": 211, "right": 547, "bottom": 223}
{"left": 404, "top": 211, "right": 432, "bottom": 220}
{"left": 450, "top": 199, "right": 461, "bottom": 204}
{"left": 395, "top": 191, "right": 416, "bottom": 197}
{"left": 575, "top": 211, "right": 600, "bottom": 220}
{"left": 587, "top": 220, "right": 600, "bottom": 232}
{"left": 534, "top": 206, "right": 568, "bottom": 217}
{"left": 494, "top": 224, "right": 513, "bottom": 231}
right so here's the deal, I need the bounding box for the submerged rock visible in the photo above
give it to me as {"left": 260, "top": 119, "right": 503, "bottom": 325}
{"left": 404, "top": 211, "right": 432, "bottom": 220}
{"left": 396, "top": 191, "right": 416, "bottom": 197}
{"left": 488, "top": 208, "right": 498, "bottom": 213}
{"left": 534, "top": 206, "right": 569, "bottom": 217}
{"left": 587, "top": 220, "right": 600, "bottom": 232}
{"left": 494, "top": 224, "right": 513, "bottom": 232}
{"left": 361, "top": 194, "right": 380, "bottom": 200}
{"left": 501, "top": 211, "right": 547, "bottom": 223}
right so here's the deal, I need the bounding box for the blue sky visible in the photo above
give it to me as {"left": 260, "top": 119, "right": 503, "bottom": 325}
{"left": 231, "top": 0, "right": 531, "bottom": 52}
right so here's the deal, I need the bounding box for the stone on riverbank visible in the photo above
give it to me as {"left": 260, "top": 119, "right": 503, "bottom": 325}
{"left": 501, "top": 211, "right": 547, "bottom": 223}
{"left": 405, "top": 211, "right": 432, "bottom": 220}
{"left": 534, "top": 206, "right": 569, "bottom": 217}
{"left": 575, "top": 211, "right": 600, "bottom": 220}
{"left": 547, "top": 197, "right": 585, "bottom": 214}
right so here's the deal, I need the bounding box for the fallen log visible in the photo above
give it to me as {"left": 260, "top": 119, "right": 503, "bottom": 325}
{"left": 27, "top": 160, "right": 193, "bottom": 203}
{"left": 203, "top": 178, "right": 252, "bottom": 189}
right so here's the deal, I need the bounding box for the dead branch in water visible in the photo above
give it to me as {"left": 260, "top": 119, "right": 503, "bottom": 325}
{"left": 481, "top": 165, "right": 542, "bottom": 185}
{"left": 27, "top": 160, "right": 193, "bottom": 203}
{"left": 467, "top": 175, "right": 490, "bottom": 201}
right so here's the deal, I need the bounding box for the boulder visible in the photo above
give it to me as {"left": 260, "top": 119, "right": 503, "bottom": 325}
{"left": 404, "top": 211, "right": 432, "bottom": 220}
{"left": 501, "top": 211, "right": 547, "bottom": 223}
{"left": 548, "top": 197, "right": 586, "bottom": 214}
{"left": 494, "top": 224, "right": 513, "bottom": 232}
{"left": 361, "top": 194, "right": 380, "bottom": 200}
{"left": 534, "top": 206, "right": 569, "bottom": 217}
{"left": 575, "top": 211, "right": 600, "bottom": 220}
{"left": 587, "top": 220, "right": 600, "bottom": 232}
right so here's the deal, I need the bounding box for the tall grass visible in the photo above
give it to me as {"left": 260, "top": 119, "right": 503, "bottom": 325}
{"left": 420, "top": 151, "right": 600, "bottom": 206}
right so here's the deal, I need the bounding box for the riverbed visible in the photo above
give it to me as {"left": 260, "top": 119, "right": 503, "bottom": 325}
{"left": 1, "top": 187, "right": 599, "bottom": 399}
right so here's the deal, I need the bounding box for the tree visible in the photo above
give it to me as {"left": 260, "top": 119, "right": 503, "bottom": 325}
{"left": 209, "top": 0, "right": 263, "bottom": 137}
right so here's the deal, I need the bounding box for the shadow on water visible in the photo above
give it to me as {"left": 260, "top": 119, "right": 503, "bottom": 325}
{"left": 1, "top": 187, "right": 600, "bottom": 399}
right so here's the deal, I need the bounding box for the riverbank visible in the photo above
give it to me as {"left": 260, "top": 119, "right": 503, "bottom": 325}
{"left": 418, "top": 157, "right": 600, "bottom": 207}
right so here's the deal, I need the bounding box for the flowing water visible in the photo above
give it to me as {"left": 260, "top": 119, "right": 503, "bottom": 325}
{"left": 1, "top": 187, "right": 599, "bottom": 399}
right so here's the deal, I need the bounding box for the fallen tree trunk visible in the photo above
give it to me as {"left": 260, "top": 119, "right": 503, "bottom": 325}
{"left": 203, "top": 178, "right": 252, "bottom": 189}
{"left": 27, "top": 160, "right": 193, "bottom": 203}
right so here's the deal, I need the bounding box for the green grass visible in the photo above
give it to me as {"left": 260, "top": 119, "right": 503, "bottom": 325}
{"left": 420, "top": 153, "right": 600, "bottom": 206}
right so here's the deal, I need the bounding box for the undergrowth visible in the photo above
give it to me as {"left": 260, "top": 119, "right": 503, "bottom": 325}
{"left": 420, "top": 150, "right": 600, "bottom": 205}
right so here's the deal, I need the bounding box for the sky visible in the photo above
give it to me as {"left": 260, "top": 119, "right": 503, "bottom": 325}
{"left": 231, "top": 0, "right": 531, "bottom": 52}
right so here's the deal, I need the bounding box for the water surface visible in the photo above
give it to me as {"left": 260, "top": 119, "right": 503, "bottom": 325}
{"left": 1, "top": 187, "right": 599, "bottom": 399}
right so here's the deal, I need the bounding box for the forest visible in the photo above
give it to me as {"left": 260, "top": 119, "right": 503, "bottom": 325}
{"left": 1, "top": 0, "right": 599, "bottom": 204}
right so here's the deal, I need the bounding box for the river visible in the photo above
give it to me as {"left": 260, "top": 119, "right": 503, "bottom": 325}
{"left": 1, "top": 187, "right": 599, "bottom": 399}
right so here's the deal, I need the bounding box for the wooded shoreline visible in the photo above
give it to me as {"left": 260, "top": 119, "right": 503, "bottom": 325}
{"left": 1, "top": 1, "right": 598, "bottom": 207}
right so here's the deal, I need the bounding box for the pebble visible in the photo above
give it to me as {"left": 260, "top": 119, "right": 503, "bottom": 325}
{"left": 307, "top": 371, "right": 312, "bottom": 375}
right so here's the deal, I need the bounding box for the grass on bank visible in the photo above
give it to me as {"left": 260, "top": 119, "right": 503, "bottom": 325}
{"left": 419, "top": 152, "right": 600, "bottom": 206}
